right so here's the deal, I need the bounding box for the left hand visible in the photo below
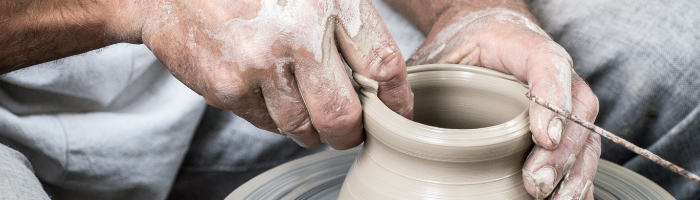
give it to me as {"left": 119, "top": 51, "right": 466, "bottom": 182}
{"left": 406, "top": 7, "right": 601, "bottom": 199}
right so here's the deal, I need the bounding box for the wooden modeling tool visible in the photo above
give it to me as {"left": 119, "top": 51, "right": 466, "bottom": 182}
{"left": 526, "top": 92, "right": 700, "bottom": 184}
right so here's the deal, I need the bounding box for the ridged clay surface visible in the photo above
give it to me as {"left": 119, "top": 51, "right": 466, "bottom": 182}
{"left": 226, "top": 65, "right": 674, "bottom": 200}
{"left": 338, "top": 64, "right": 531, "bottom": 199}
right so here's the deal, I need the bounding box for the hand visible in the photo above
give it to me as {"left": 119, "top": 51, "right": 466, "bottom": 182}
{"left": 406, "top": 6, "right": 600, "bottom": 200}
{"left": 137, "top": 0, "right": 413, "bottom": 149}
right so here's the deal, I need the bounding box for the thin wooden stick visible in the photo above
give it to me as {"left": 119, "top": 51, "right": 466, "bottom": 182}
{"left": 526, "top": 92, "right": 700, "bottom": 184}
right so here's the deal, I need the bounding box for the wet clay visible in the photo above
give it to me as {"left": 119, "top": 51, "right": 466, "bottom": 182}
{"left": 338, "top": 64, "right": 532, "bottom": 199}
{"left": 224, "top": 64, "right": 675, "bottom": 200}
{"left": 225, "top": 148, "right": 674, "bottom": 200}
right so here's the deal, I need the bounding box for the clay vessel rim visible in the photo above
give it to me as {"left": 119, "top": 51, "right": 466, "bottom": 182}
{"left": 354, "top": 64, "right": 530, "bottom": 146}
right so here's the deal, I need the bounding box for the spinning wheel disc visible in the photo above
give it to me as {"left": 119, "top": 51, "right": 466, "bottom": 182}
{"left": 226, "top": 147, "right": 674, "bottom": 200}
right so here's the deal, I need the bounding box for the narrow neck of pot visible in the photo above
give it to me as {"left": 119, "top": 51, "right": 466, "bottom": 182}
{"left": 353, "top": 65, "right": 532, "bottom": 162}
{"left": 340, "top": 65, "right": 533, "bottom": 199}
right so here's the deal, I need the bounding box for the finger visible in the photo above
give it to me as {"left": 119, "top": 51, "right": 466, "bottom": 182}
{"left": 405, "top": 17, "right": 478, "bottom": 67}
{"left": 584, "top": 184, "right": 595, "bottom": 200}
{"left": 522, "top": 75, "right": 599, "bottom": 198}
{"left": 468, "top": 31, "right": 573, "bottom": 150}
{"left": 202, "top": 67, "right": 278, "bottom": 133}
{"left": 260, "top": 57, "right": 322, "bottom": 148}
{"left": 293, "top": 24, "right": 363, "bottom": 150}
{"left": 334, "top": 0, "right": 413, "bottom": 119}
{"left": 410, "top": 19, "right": 573, "bottom": 150}
{"left": 519, "top": 40, "right": 576, "bottom": 150}
{"left": 550, "top": 132, "right": 601, "bottom": 200}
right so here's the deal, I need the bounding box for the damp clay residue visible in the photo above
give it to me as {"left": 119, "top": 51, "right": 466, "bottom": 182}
{"left": 338, "top": 64, "right": 533, "bottom": 199}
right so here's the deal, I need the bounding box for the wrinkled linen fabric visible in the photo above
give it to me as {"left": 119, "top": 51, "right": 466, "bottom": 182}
{"left": 0, "top": 44, "right": 208, "bottom": 200}
{"left": 0, "top": 143, "right": 50, "bottom": 200}
{"left": 0, "top": 43, "right": 328, "bottom": 200}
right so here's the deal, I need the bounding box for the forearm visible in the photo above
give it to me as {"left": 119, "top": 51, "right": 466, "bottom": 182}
{"left": 0, "top": 0, "right": 142, "bottom": 73}
{"left": 382, "top": 0, "right": 535, "bottom": 34}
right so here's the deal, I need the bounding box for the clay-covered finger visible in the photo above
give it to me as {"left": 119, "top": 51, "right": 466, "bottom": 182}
{"left": 260, "top": 57, "right": 322, "bottom": 148}
{"left": 525, "top": 43, "right": 575, "bottom": 150}
{"left": 453, "top": 18, "right": 574, "bottom": 150}
{"left": 522, "top": 75, "right": 599, "bottom": 198}
{"left": 203, "top": 71, "right": 278, "bottom": 133}
{"left": 551, "top": 132, "right": 601, "bottom": 200}
{"left": 413, "top": 24, "right": 573, "bottom": 150}
{"left": 294, "top": 28, "right": 363, "bottom": 150}
{"left": 334, "top": 0, "right": 413, "bottom": 119}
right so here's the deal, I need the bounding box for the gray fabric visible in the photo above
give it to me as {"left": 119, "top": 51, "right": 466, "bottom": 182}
{"left": 0, "top": 143, "right": 49, "bottom": 200}
{"left": 166, "top": 106, "right": 328, "bottom": 200}
{"left": 0, "top": 43, "right": 327, "bottom": 200}
{"left": 0, "top": 44, "right": 207, "bottom": 200}
{"left": 530, "top": 0, "right": 700, "bottom": 199}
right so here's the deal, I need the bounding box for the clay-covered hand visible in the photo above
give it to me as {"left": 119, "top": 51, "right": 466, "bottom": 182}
{"left": 138, "top": 0, "right": 413, "bottom": 149}
{"left": 405, "top": 5, "right": 600, "bottom": 200}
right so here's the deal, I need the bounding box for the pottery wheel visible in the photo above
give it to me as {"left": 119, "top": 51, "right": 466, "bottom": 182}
{"left": 226, "top": 147, "right": 675, "bottom": 200}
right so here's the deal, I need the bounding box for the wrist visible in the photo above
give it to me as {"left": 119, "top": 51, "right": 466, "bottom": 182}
{"left": 99, "top": 0, "right": 146, "bottom": 44}
{"left": 425, "top": 1, "right": 538, "bottom": 34}
{"left": 427, "top": 6, "right": 545, "bottom": 40}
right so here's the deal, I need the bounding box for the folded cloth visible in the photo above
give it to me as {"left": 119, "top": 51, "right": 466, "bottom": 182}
{"left": 0, "top": 143, "right": 50, "bottom": 200}
{"left": 0, "top": 44, "right": 206, "bottom": 200}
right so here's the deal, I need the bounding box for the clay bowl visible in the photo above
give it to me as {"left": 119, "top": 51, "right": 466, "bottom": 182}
{"left": 338, "top": 64, "right": 532, "bottom": 199}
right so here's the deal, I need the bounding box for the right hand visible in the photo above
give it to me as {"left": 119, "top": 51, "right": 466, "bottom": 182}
{"left": 404, "top": 6, "right": 600, "bottom": 199}
{"left": 133, "top": 0, "right": 413, "bottom": 149}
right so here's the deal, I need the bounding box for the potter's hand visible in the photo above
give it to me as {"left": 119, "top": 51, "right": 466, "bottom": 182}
{"left": 0, "top": 0, "right": 412, "bottom": 150}
{"left": 141, "top": 0, "right": 413, "bottom": 149}
{"left": 383, "top": 0, "right": 600, "bottom": 199}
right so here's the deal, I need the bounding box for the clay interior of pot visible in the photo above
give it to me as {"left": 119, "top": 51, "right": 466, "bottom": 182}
{"left": 411, "top": 75, "right": 527, "bottom": 130}
{"left": 407, "top": 66, "right": 529, "bottom": 134}
{"left": 338, "top": 65, "right": 533, "bottom": 199}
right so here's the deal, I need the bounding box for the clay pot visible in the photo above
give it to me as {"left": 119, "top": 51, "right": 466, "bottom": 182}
{"left": 338, "top": 64, "right": 533, "bottom": 199}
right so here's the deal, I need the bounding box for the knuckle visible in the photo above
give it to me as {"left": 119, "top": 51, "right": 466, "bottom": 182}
{"left": 279, "top": 115, "right": 314, "bottom": 136}
{"left": 313, "top": 107, "right": 361, "bottom": 136}
{"left": 238, "top": 110, "right": 276, "bottom": 132}
{"left": 584, "top": 134, "right": 602, "bottom": 158}
{"left": 529, "top": 41, "right": 573, "bottom": 69}
{"left": 368, "top": 46, "right": 406, "bottom": 86}
{"left": 208, "top": 77, "right": 249, "bottom": 107}
{"left": 573, "top": 78, "right": 600, "bottom": 118}
{"left": 540, "top": 41, "right": 571, "bottom": 61}
{"left": 251, "top": 118, "right": 277, "bottom": 132}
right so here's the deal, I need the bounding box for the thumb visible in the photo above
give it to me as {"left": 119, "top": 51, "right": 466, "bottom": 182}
{"left": 334, "top": 0, "right": 413, "bottom": 119}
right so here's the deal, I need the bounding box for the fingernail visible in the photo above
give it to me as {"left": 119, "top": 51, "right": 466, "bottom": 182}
{"left": 524, "top": 166, "right": 557, "bottom": 199}
{"left": 548, "top": 117, "right": 563, "bottom": 147}
{"left": 562, "top": 154, "right": 576, "bottom": 175}
{"left": 535, "top": 166, "right": 556, "bottom": 196}
{"left": 578, "top": 180, "right": 593, "bottom": 200}
{"left": 532, "top": 134, "right": 540, "bottom": 146}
